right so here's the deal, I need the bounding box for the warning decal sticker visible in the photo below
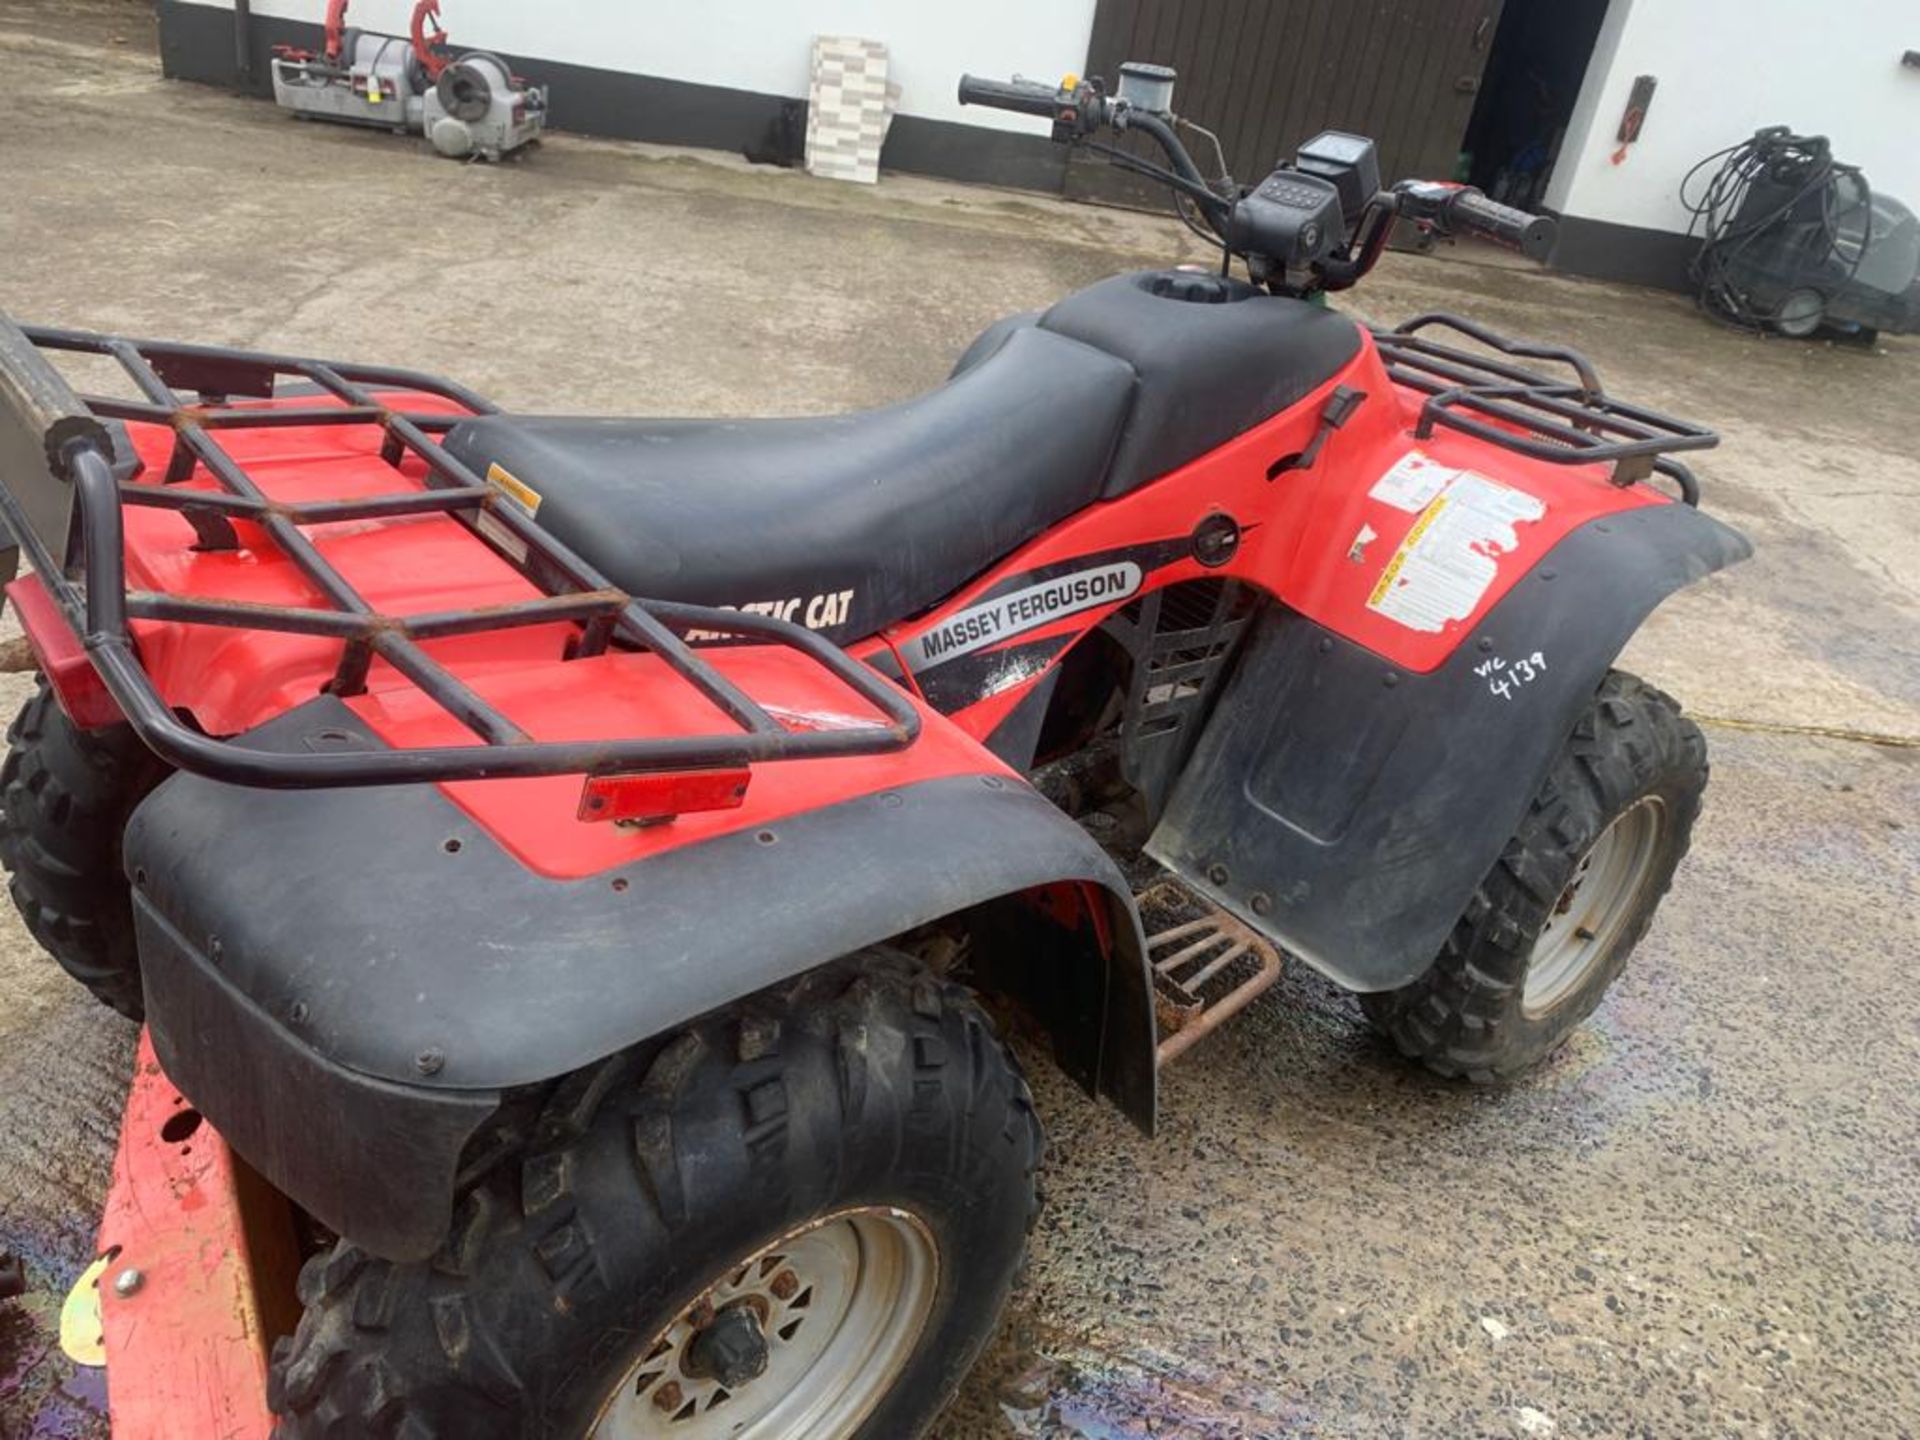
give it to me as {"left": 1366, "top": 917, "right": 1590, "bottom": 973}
{"left": 1366, "top": 472, "right": 1546, "bottom": 633}
{"left": 1368, "top": 450, "right": 1456, "bottom": 513}
{"left": 486, "top": 462, "right": 543, "bottom": 517}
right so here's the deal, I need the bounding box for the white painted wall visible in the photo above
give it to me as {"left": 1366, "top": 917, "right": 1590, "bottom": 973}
{"left": 181, "top": 0, "right": 1095, "bottom": 133}
{"left": 1546, "top": 0, "right": 1920, "bottom": 234}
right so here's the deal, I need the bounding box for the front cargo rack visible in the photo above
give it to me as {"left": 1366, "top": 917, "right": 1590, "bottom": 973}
{"left": 0, "top": 314, "right": 919, "bottom": 788}
{"left": 1370, "top": 313, "right": 1717, "bottom": 500}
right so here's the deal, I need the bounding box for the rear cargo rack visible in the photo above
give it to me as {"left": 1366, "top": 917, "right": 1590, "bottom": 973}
{"left": 1370, "top": 313, "right": 1717, "bottom": 500}
{"left": 0, "top": 316, "right": 918, "bottom": 788}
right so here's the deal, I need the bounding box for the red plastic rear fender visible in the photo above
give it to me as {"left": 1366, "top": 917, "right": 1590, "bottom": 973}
{"left": 4, "top": 572, "right": 123, "bottom": 729}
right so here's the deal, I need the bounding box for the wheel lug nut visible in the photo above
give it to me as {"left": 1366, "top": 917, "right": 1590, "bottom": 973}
{"left": 769, "top": 1269, "right": 799, "bottom": 1300}
{"left": 652, "top": 1380, "right": 683, "bottom": 1413}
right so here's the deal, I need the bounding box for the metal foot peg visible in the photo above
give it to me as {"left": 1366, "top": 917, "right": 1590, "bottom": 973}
{"left": 1140, "top": 879, "right": 1283, "bottom": 1064}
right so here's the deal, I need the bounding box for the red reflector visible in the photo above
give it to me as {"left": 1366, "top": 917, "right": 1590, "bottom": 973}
{"left": 578, "top": 766, "right": 751, "bottom": 824}
{"left": 4, "top": 574, "right": 123, "bottom": 730}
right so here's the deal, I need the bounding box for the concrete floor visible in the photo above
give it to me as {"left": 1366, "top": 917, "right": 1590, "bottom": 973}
{"left": 1, "top": 4, "right": 1917, "bottom": 1436}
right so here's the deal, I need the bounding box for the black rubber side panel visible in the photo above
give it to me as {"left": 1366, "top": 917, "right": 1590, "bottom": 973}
{"left": 139, "top": 895, "right": 499, "bottom": 1260}
{"left": 127, "top": 706, "right": 1152, "bottom": 1110}
{"left": 1147, "top": 504, "right": 1751, "bottom": 991}
{"left": 1038, "top": 271, "right": 1363, "bottom": 496}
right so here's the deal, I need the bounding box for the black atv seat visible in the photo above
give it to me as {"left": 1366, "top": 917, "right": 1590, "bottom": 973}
{"left": 444, "top": 326, "right": 1135, "bottom": 643}
{"left": 443, "top": 272, "right": 1361, "bottom": 641}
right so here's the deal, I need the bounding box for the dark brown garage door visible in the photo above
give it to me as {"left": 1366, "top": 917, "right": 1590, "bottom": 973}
{"left": 1067, "top": 0, "right": 1505, "bottom": 207}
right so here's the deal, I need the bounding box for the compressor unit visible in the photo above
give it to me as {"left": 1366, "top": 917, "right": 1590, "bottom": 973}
{"left": 1684, "top": 127, "right": 1920, "bottom": 341}
{"left": 270, "top": 0, "right": 546, "bottom": 161}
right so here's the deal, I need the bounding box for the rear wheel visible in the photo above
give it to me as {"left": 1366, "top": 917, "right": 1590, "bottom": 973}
{"left": 1362, "top": 670, "right": 1707, "bottom": 1079}
{"left": 269, "top": 949, "right": 1043, "bottom": 1439}
{"left": 0, "top": 679, "right": 168, "bottom": 1019}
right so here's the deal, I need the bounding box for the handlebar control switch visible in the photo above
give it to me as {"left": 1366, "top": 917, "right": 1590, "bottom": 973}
{"left": 1228, "top": 170, "right": 1344, "bottom": 268}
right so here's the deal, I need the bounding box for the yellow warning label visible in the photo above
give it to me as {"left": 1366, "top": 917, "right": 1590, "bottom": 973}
{"left": 486, "top": 462, "right": 542, "bottom": 516}
{"left": 1367, "top": 492, "right": 1448, "bottom": 608}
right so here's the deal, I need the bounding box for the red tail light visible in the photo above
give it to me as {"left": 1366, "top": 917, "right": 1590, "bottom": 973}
{"left": 578, "top": 765, "right": 752, "bottom": 825}
{"left": 4, "top": 574, "right": 123, "bottom": 730}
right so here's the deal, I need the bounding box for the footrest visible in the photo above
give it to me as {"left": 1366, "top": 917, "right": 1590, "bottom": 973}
{"left": 1140, "top": 879, "right": 1283, "bottom": 1064}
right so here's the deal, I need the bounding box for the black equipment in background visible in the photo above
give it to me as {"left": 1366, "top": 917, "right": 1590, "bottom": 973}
{"left": 1682, "top": 128, "right": 1920, "bottom": 340}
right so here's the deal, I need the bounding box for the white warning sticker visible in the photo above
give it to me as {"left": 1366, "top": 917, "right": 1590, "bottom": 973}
{"left": 474, "top": 508, "right": 530, "bottom": 566}
{"left": 1366, "top": 472, "right": 1546, "bottom": 633}
{"left": 1368, "top": 450, "right": 1457, "bottom": 513}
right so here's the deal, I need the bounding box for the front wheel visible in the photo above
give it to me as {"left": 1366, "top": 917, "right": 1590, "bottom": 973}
{"left": 1362, "top": 670, "right": 1707, "bottom": 1079}
{"left": 269, "top": 949, "right": 1043, "bottom": 1439}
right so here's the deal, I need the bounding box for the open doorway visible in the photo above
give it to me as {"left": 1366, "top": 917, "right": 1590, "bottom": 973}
{"left": 1461, "top": 0, "right": 1610, "bottom": 211}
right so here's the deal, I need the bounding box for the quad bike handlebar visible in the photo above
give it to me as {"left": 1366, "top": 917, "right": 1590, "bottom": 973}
{"left": 1392, "top": 181, "right": 1556, "bottom": 259}
{"left": 957, "top": 71, "right": 1558, "bottom": 291}
{"left": 954, "top": 74, "right": 1061, "bottom": 119}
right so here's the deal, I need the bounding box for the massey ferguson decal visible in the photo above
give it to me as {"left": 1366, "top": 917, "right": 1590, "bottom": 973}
{"left": 902, "top": 562, "right": 1143, "bottom": 672}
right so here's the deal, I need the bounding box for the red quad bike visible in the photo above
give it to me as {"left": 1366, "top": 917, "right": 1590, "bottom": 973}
{"left": 0, "top": 65, "right": 1746, "bottom": 1440}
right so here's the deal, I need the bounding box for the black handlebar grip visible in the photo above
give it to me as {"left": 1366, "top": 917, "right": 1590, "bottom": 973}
{"left": 955, "top": 74, "right": 1060, "bottom": 118}
{"left": 1448, "top": 189, "right": 1557, "bottom": 260}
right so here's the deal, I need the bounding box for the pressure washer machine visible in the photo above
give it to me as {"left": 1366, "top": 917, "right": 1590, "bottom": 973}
{"left": 1685, "top": 127, "right": 1920, "bottom": 340}
{"left": 269, "top": 0, "right": 545, "bottom": 161}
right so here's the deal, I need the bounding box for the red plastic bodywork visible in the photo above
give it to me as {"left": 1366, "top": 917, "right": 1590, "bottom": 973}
{"left": 881, "top": 335, "right": 1662, "bottom": 685}
{"left": 5, "top": 573, "right": 124, "bottom": 728}
{"left": 97, "top": 1033, "right": 281, "bottom": 1440}
{"left": 59, "top": 328, "right": 1665, "bottom": 883}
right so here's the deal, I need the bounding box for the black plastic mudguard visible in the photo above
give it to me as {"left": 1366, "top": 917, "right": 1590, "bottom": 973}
{"left": 1147, "top": 503, "right": 1750, "bottom": 992}
{"left": 126, "top": 700, "right": 1150, "bottom": 1259}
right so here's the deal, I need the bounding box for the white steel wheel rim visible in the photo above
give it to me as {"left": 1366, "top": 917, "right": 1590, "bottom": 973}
{"left": 1774, "top": 288, "right": 1825, "bottom": 337}
{"left": 588, "top": 1207, "right": 939, "bottom": 1440}
{"left": 1524, "top": 796, "right": 1666, "bottom": 1017}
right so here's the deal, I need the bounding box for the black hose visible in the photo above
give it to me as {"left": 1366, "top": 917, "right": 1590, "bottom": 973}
{"left": 1680, "top": 129, "right": 1874, "bottom": 331}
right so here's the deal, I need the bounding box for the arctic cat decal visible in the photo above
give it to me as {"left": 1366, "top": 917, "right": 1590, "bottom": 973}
{"left": 902, "top": 562, "right": 1143, "bottom": 672}
{"left": 728, "top": 588, "right": 856, "bottom": 630}
{"left": 683, "top": 588, "right": 857, "bottom": 641}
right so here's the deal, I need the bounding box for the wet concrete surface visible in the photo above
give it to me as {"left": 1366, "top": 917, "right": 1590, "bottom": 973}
{"left": 0, "top": 4, "right": 1916, "bottom": 1436}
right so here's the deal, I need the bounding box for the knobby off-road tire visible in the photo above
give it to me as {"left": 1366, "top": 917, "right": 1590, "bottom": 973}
{"left": 0, "top": 678, "right": 169, "bottom": 1019}
{"left": 1362, "top": 670, "right": 1707, "bottom": 1080}
{"left": 269, "top": 949, "right": 1044, "bottom": 1439}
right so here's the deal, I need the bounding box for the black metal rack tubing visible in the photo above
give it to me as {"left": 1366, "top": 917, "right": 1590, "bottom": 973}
{"left": 1370, "top": 324, "right": 1717, "bottom": 464}
{"left": 30, "top": 326, "right": 502, "bottom": 414}
{"left": 101, "top": 338, "right": 530, "bottom": 743}
{"left": 82, "top": 397, "right": 390, "bottom": 430}
{"left": 123, "top": 588, "right": 632, "bottom": 643}
{"left": 14, "top": 323, "right": 919, "bottom": 789}
{"left": 1390, "top": 313, "right": 1606, "bottom": 392}
{"left": 1412, "top": 383, "right": 1687, "bottom": 458}
{"left": 1378, "top": 340, "right": 1706, "bottom": 438}
{"left": 119, "top": 481, "right": 496, "bottom": 525}
{"left": 1381, "top": 346, "right": 1657, "bottom": 432}
{"left": 293, "top": 362, "right": 793, "bottom": 743}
